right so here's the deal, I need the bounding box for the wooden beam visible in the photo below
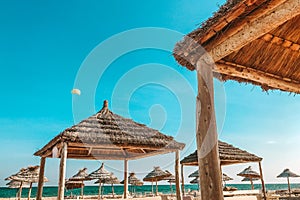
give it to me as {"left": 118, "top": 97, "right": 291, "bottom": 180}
{"left": 261, "top": 33, "right": 300, "bottom": 51}
{"left": 259, "top": 162, "right": 267, "bottom": 200}
{"left": 57, "top": 142, "right": 68, "bottom": 200}
{"left": 129, "top": 149, "right": 175, "bottom": 160}
{"left": 36, "top": 157, "right": 46, "bottom": 200}
{"left": 27, "top": 182, "right": 33, "bottom": 200}
{"left": 88, "top": 147, "right": 93, "bottom": 155}
{"left": 215, "top": 61, "right": 300, "bottom": 93}
{"left": 202, "top": 0, "right": 300, "bottom": 64}
{"left": 196, "top": 60, "right": 224, "bottom": 200}
{"left": 124, "top": 160, "right": 128, "bottom": 199}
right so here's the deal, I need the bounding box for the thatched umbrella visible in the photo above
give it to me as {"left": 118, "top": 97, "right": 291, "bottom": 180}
{"left": 95, "top": 172, "right": 120, "bottom": 197}
{"left": 87, "top": 163, "right": 111, "bottom": 200}
{"left": 277, "top": 169, "right": 300, "bottom": 195}
{"left": 143, "top": 167, "right": 170, "bottom": 196}
{"left": 121, "top": 172, "right": 143, "bottom": 195}
{"left": 6, "top": 166, "right": 48, "bottom": 200}
{"left": 163, "top": 170, "right": 175, "bottom": 193}
{"left": 190, "top": 177, "right": 200, "bottom": 191}
{"left": 188, "top": 170, "right": 199, "bottom": 178}
{"left": 222, "top": 173, "right": 233, "bottom": 187}
{"left": 6, "top": 180, "right": 29, "bottom": 198}
{"left": 237, "top": 166, "right": 260, "bottom": 190}
{"left": 68, "top": 167, "right": 90, "bottom": 198}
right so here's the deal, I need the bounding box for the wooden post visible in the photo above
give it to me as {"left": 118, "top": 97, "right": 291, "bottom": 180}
{"left": 18, "top": 181, "right": 23, "bottom": 200}
{"left": 196, "top": 60, "right": 224, "bottom": 200}
{"left": 155, "top": 180, "right": 158, "bottom": 196}
{"left": 57, "top": 142, "right": 68, "bottom": 200}
{"left": 36, "top": 157, "right": 46, "bottom": 200}
{"left": 181, "top": 164, "right": 185, "bottom": 196}
{"left": 81, "top": 181, "right": 84, "bottom": 199}
{"left": 175, "top": 150, "right": 182, "bottom": 200}
{"left": 258, "top": 161, "right": 266, "bottom": 200}
{"left": 288, "top": 177, "right": 291, "bottom": 196}
{"left": 124, "top": 159, "right": 128, "bottom": 199}
{"left": 250, "top": 178, "right": 254, "bottom": 190}
{"left": 28, "top": 182, "right": 33, "bottom": 200}
{"left": 98, "top": 181, "right": 102, "bottom": 200}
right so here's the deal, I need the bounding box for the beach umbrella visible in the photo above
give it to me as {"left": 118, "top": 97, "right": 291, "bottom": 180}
{"left": 95, "top": 172, "right": 120, "bottom": 197}
{"left": 162, "top": 170, "right": 175, "bottom": 193}
{"left": 237, "top": 166, "right": 260, "bottom": 190}
{"left": 5, "top": 166, "right": 48, "bottom": 200}
{"left": 143, "top": 166, "right": 170, "bottom": 196}
{"left": 87, "top": 163, "right": 111, "bottom": 200}
{"left": 6, "top": 180, "right": 30, "bottom": 199}
{"left": 121, "top": 172, "right": 143, "bottom": 195}
{"left": 68, "top": 167, "right": 90, "bottom": 198}
{"left": 222, "top": 173, "right": 233, "bottom": 187}
{"left": 277, "top": 168, "right": 300, "bottom": 195}
{"left": 188, "top": 170, "right": 199, "bottom": 178}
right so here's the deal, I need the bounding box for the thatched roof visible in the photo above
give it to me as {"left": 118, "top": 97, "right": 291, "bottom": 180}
{"left": 143, "top": 166, "right": 171, "bottom": 182}
{"left": 188, "top": 170, "right": 199, "bottom": 178}
{"left": 6, "top": 166, "right": 48, "bottom": 183}
{"left": 87, "top": 163, "right": 111, "bottom": 180}
{"left": 95, "top": 172, "right": 120, "bottom": 184}
{"left": 163, "top": 170, "right": 175, "bottom": 181}
{"left": 65, "top": 180, "right": 84, "bottom": 190}
{"left": 6, "top": 180, "right": 29, "bottom": 189}
{"left": 190, "top": 177, "right": 200, "bottom": 184}
{"left": 173, "top": 0, "right": 300, "bottom": 93}
{"left": 237, "top": 166, "right": 260, "bottom": 178}
{"left": 69, "top": 168, "right": 89, "bottom": 181}
{"left": 120, "top": 172, "right": 143, "bottom": 185}
{"left": 277, "top": 168, "right": 300, "bottom": 178}
{"left": 34, "top": 100, "right": 185, "bottom": 160}
{"left": 181, "top": 141, "right": 262, "bottom": 166}
{"left": 223, "top": 173, "right": 233, "bottom": 182}
{"left": 242, "top": 177, "right": 259, "bottom": 182}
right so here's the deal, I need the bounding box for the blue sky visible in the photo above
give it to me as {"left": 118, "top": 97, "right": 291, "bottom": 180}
{"left": 1, "top": 0, "right": 300, "bottom": 187}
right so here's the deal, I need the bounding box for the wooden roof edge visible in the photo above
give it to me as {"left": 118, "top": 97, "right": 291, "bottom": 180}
{"left": 33, "top": 134, "right": 63, "bottom": 157}
{"left": 173, "top": 0, "right": 295, "bottom": 70}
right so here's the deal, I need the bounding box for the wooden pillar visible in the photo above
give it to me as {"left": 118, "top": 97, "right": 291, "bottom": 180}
{"left": 124, "top": 159, "right": 128, "bottom": 199}
{"left": 28, "top": 182, "right": 33, "bottom": 200}
{"left": 250, "top": 178, "right": 254, "bottom": 190}
{"left": 18, "top": 181, "right": 23, "bottom": 200}
{"left": 258, "top": 162, "right": 266, "bottom": 200}
{"left": 175, "top": 150, "right": 182, "bottom": 200}
{"left": 196, "top": 60, "right": 224, "bottom": 200}
{"left": 181, "top": 164, "right": 185, "bottom": 196}
{"left": 155, "top": 180, "right": 158, "bottom": 196}
{"left": 57, "top": 142, "right": 68, "bottom": 200}
{"left": 287, "top": 177, "right": 291, "bottom": 196}
{"left": 36, "top": 157, "right": 46, "bottom": 200}
{"left": 81, "top": 181, "right": 84, "bottom": 199}
{"left": 98, "top": 181, "right": 102, "bottom": 200}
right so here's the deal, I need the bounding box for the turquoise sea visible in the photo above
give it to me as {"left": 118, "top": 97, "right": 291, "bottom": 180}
{"left": 1, "top": 184, "right": 300, "bottom": 198}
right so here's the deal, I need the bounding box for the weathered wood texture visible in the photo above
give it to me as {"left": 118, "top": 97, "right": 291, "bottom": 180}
{"left": 259, "top": 162, "right": 267, "bottom": 200}
{"left": 175, "top": 151, "right": 182, "bottom": 200}
{"left": 36, "top": 157, "right": 46, "bottom": 200}
{"left": 57, "top": 143, "right": 67, "bottom": 200}
{"left": 124, "top": 160, "right": 128, "bottom": 199}
{"left": 196, "top": 60, "right": 223, "bottom": 200}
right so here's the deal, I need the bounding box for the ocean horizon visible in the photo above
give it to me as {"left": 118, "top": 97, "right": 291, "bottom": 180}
{"left": 1, "top": 184, "right": 300, "bottom": 198}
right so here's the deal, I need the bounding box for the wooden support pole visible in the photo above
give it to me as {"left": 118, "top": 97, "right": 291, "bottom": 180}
{"left": 196, "top": 60, "right": 224, "bottom": 200}
{"left": 36, "top": 157, "right": 46, "bottom": 200}
{"left": 81, "top": 181, "right": 84, "bottom": 199}
{"left": 250, "top": 178, "right": 254, "bottom": 190}
{"left": 156, "top": 181, "right": 158, "bottom": 196}
{"left": 18, "top": 181, "right": 23, "bottom": 200}
{"left": 124, "top": 159, "right": 128, "bottom": 199}
{"left": 175, "top": 150, "right": 182, "bottom": 200}
{"left": 181, "top": 164, "right": 185, "bottom": 196}
{"left": 28, "top": 182, "right": 33, "bottom": 200}
{"left": 57, "top": 142, "right": 68, "bottom": 200}
{"left": 288, "top": 177, "right": 291, "bottom": 196}
{"left": 259, "top": 161, "right": 267, "bottom": 200}
{"left": 98, "top": 181, "right": 102, "bottom": 200}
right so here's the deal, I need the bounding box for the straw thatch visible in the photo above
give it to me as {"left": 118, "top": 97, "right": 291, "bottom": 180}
{"left": 242, "top": 177, "right": 259, "bottom": 182}
{"left": 223, "top": 173, "right": 233, "bottom": 182}
{"left": 34, "top": 100, "right": 185, "bottom": 160}
{"left": 8, "top": 166, "right": 48, "bottom": 183}
{"left": 237, "top": 166, "right": 260, "bottom": 178}
{"left": 69, "top": 167, "right": 90, "bottom": 181}
{"left": 143, "top": 166, "right": 171, "bottom": 182}
{"left": 181, "top": 141, "right": 262, "bottom": 166}
{"left": 6, "top": 180, "right": 29, "bottom": 189}
{"left": 87, "top": 163, "right": 111, "bottom": 180}
{"left": 173, "top": 0, "right": 300, "bottom": 94}
{"left": 121, "top": 172, "right": 142, "bottom": 185}
{"left": 277, "top": 169, "right": 300, "bottom": 178}
{"left": 190, "top": 177, "right": 200, "bottom": 184}
{"left": 65, "top": 180, "right": 84, "bottom": 190}
{"left": 163, "top": 170, "right": 175, "bottom": 181}
{"left": 188, "top": 170, "right": 199, "bottom": 178}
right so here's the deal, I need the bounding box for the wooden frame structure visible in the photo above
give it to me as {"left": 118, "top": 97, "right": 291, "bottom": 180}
{"left": 34, "top": 100, "right": 185, "bottom": 200}
{"left": 180, "top": 141, "right": 266, "bottom": 197}
{"left": 173, "top": 0, "right": 300, "bottom": 199}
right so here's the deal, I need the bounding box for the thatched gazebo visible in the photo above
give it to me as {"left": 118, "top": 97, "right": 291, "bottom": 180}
{"left": 173, "top": 0, "right": 300, "bottom": 199}
{"left": 95, "top": 172, "right": 120, "bottom": 198}
{"left": 34, "top": 100, "right": 185, "bottom": 200}
{"left": 180, "top": 141, "right": 263, "bottom": 194}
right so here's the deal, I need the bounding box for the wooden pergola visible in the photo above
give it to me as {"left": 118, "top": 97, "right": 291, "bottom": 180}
{"left": 180, "top": 141, "right": 265, "bottom": 196}
{"left": 34, "top": 100, "right": 185, "bottom": 200}
{"left": 173, "top": 0, "right": 300, "bottom": 199}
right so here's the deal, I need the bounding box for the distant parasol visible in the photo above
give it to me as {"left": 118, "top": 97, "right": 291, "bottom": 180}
{"left": 71, "top": 89, "right": 81, "bottom": 95}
